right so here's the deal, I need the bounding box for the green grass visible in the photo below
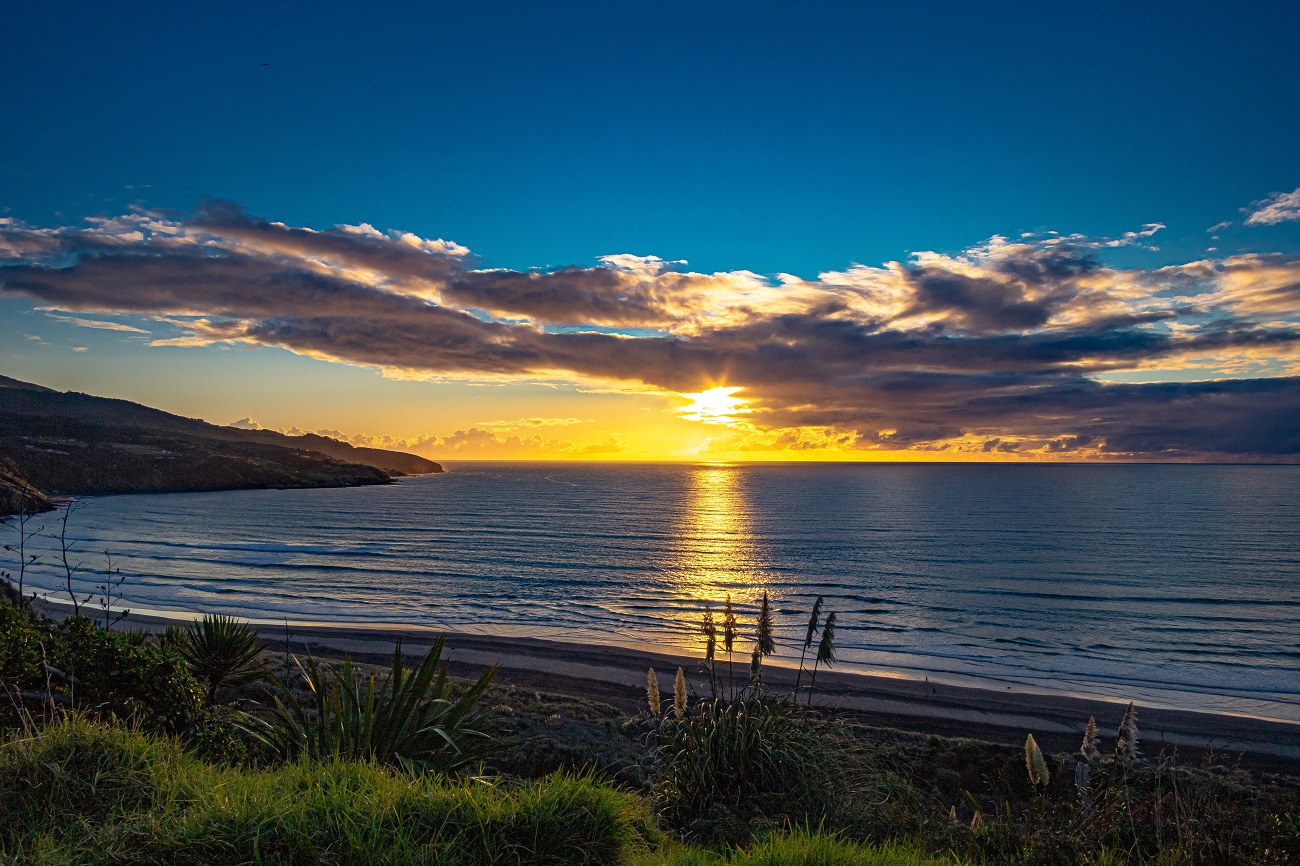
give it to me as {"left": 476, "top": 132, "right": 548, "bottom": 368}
{"left": 1, "top": 719, "right": 653, "bottom": 865}
{"left": 654, "top": 828, "right": 957, "bottom": 866}
{"left": 0, "top": 719, "right": 962, "bottom": 866}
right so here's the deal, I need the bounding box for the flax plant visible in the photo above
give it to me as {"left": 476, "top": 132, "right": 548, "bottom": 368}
{"left": 246, "top": 636, "right": 499, "bottom": 774}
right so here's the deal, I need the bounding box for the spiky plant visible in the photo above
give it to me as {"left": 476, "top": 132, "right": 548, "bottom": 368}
{"left": 244, "top": 636, "right": 499, "bottom": 774}
{"left": 1081, "top": 714, "right": 1102, "bottom": 760}
{"left": 674, "top": 667, "right": 687, "bottom": 719}
{"left": 647, "top": 668, "right": 661, "bottom": 716}
{"left": 1116, "top": 701, "right": 1139, "bottom": 760}
{"left": 178, "top": 614, "right": 263, "bottom": 705}
{"left": 1025, "top": 733, "right": 1050, "bottom": 786}
{"left": 806, "top": 610, "right": 836, "bottom": 705}
{"left": 794, "top": 596, "right": 824, "bottom": 699}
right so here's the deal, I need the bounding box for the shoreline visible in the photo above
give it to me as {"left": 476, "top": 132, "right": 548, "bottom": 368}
{"left": 54, "top": 602, "right": 1300, "bottom": 766}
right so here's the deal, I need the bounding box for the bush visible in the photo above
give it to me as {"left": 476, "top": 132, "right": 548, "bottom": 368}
{"left": 0, "top": 598, "right": 201, "bottom": 734}
{"left": 58, "top": 616, "right": 202, "bottom": 733}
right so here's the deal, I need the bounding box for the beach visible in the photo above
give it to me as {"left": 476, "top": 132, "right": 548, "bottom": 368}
{"left": 92, "top": 604, "right": 1300, "bottom": 768}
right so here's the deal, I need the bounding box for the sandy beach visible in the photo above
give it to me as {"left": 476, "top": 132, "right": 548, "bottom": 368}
{"left": 82, "top": 604, "right": 1300, "bottom": 768}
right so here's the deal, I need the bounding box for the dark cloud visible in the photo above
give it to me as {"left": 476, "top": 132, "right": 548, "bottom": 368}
{"left": 2, "top": 204, "right": 1299, "bottom": 459}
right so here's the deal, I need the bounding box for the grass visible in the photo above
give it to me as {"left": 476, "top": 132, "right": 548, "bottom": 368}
{"left": 1, "top": 718, "right": 654, "bottom": 865}
{"left": 0, "top": 719, "right": 966, "bottom": 866}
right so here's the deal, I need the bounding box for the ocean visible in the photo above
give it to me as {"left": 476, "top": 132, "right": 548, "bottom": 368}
{"left": 13, "top": 462, "right": 1300, "bottom": 721}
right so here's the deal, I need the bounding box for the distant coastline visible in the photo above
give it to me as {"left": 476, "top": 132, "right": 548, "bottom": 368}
{"left": 0, "top": 374, "right": 442, "bottom": 516}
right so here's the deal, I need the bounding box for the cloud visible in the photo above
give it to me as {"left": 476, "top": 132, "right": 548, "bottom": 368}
{"left": 229, "top": 417, "right": 263, "bottom": 430}
{"left": 1245, "top": 188, "right": 1300, "bottom": 226}
{"left": 45, "top": 313, "right": 149, "bottom": 333}
{"left": 3, "top": 203, "right": 1300, "bottom": 459}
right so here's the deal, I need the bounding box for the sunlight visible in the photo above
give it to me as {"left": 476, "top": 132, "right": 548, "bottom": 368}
{"left": 677, "top": 386, "right": 751, "bottom": 425}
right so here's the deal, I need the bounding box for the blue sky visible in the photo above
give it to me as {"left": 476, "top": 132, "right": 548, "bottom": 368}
{"left": 2, "top": 2, "right": 1299, "bottom": 460}
{"left": 5, "top": 1, "right": 1297, "bottom": 273}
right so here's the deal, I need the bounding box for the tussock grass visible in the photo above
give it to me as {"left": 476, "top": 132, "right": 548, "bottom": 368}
{"left": 1, "top": 719, "right": 654, "bottom": 865}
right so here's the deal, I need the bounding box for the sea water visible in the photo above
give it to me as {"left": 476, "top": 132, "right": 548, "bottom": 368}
{"left": 13, "top": 462, "right": 1300, "bottom": 721}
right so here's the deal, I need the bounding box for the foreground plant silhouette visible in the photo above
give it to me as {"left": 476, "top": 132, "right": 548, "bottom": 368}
{"left": 171, "top": 614, "right": 263, "bottom": 705}
{"left": 245, "top": 635, "right": 500, "bottom": 774}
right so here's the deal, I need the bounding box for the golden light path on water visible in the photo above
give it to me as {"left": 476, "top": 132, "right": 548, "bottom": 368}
{"left": 667, "top": 464, "right": 772, "bottom": 652}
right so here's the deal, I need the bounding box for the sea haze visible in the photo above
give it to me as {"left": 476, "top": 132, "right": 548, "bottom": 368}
{"left": 16, "top": 463, "right": 1300, "bottom": 722}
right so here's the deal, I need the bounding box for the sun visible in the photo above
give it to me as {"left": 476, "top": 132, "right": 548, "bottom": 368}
{"left": 678, "top": 386, "right": 751, "bottom": 425}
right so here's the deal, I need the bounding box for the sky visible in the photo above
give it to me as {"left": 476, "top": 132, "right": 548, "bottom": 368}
{"left": 2, "top": 1, "right": 1299, "bottom": 461}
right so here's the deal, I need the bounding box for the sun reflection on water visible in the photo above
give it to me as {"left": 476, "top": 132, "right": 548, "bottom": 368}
{"left": 668, "top": 465, "right": 770, "bottom": 619}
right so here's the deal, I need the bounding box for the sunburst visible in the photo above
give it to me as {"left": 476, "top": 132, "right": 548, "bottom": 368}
{"left": 677, "top": 386, "right": 751, "bottom": 425}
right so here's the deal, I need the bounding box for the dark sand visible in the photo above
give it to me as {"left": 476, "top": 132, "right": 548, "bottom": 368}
{"left": 83, "top": 605, "right": 1300, "bottom": 768}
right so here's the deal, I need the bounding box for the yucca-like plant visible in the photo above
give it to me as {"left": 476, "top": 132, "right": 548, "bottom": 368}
{"left": 1025, "top": 733, "right": 1050, "bottom": 786}
{"left": 177, "top": 614, "right": 263, "bottom": 705}
{"left": 1081, "top": 714, "right": 1102, "bottom": 760}
{"left": 245, "top": 636, "right": 499, "bottom": 774}
{"left": 806, "top": 610, "right": 836, "bottom": 705}
{"left": 1116, "top": 701, "right": 1139, "bottom": 760}
{"left": 674, "top": 667, "right": 687, "bottom": 719}
{"left": 647, "top": 668, "right": 662, "bottom": 716}
{"left": 793, "top": 596, "right": 824, "bottom": 698}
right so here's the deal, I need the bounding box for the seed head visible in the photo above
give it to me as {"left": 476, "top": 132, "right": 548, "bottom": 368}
{"left": 1025, "top": 733, "right": 1050, "bottom": 786}
{"left": 1081, "top": 715, "right": 1101, "bottom": 761}
{"left": 674, "top": 667, "right": 687, "bottom": 718}
{"left": 646, "top": 668, "right": 661, "bottom": 716}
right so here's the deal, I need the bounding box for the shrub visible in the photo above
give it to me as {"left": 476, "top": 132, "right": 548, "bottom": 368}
{"left": 59, "top": 616, "right": 202, "bottom": 733}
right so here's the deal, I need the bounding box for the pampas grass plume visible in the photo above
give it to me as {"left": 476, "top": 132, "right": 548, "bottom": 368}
{"left": 674, "top": 667, "right": 687, "bottom": 718}
{"left": 1025, "top": 733, "right": 1050, "bottom": 786}
{"left": 647, "top": 668, "right": 661, "bottom": 716}
{"left": 756, "top": 590, "right": 775, "bottom": 656}
{"left": 701, "top": 602, "right": 717, "bottom": 663}
{"left": 723, "top": 595, "right": 737, "bottom": 654}
{"left": 1081, "top": 715, "right": 1101, "bottom": 760}
{"left": 1117, "top": 701, "right": 1139, "bottom": 760}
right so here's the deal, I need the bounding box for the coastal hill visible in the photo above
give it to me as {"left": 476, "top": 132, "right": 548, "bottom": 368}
{"left": 0, "top": 375, "right": 442, "bottom": 513}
